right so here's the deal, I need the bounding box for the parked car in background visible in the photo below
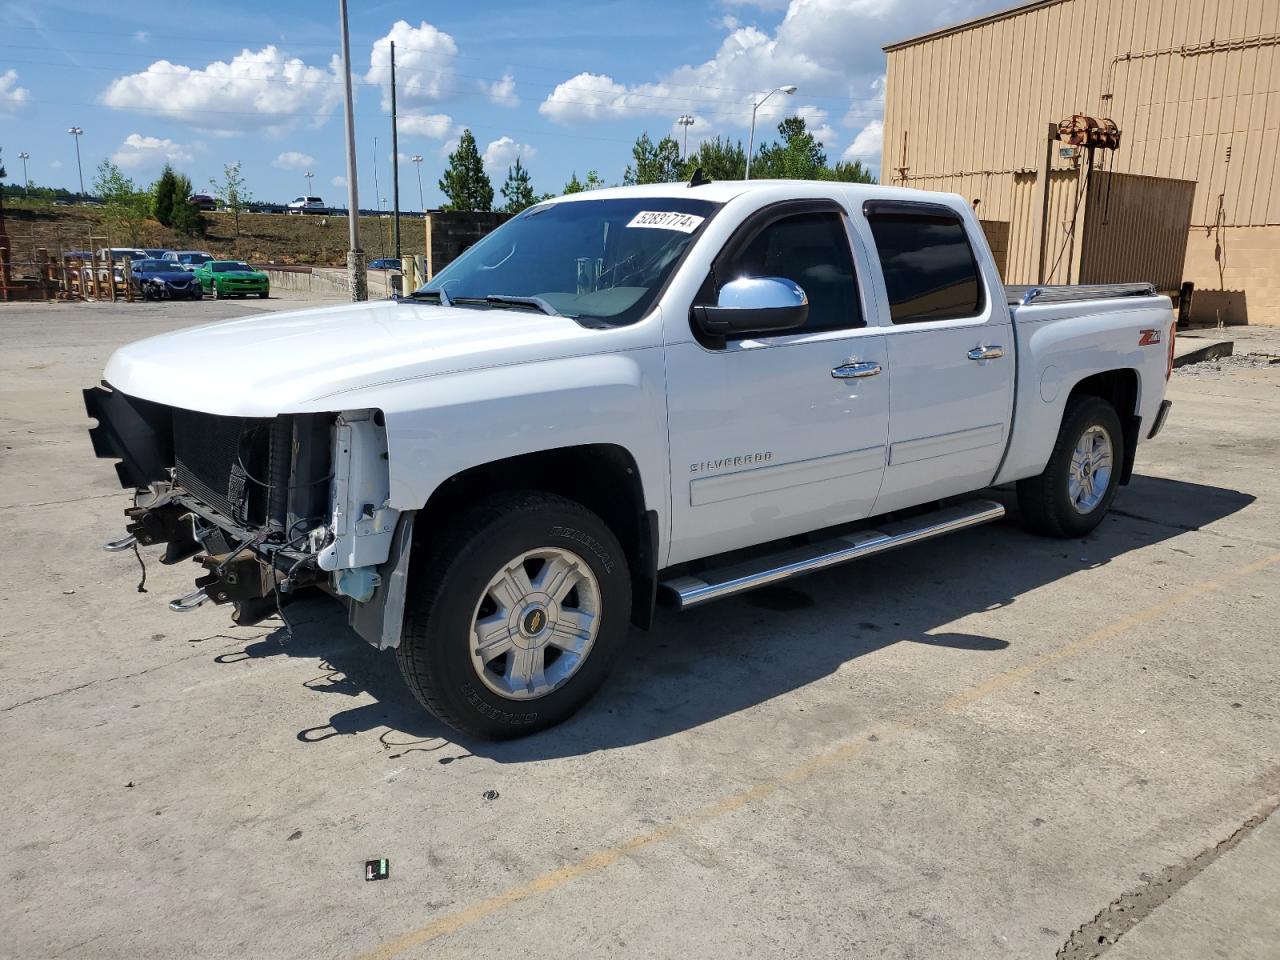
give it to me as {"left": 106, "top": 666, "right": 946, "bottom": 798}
{"left": 189, "top": 194, "right": 217, "bottom": 211}
{"left": 127, "top": 259, "right": 203, "bottom": 301}
{"left": 369, "top": 258, "right": 402, "bottom": 271}
{"left": 287, "top": 196, "right": 327, "bottom": 215}
{"left": 163, "top": 251, "right": 214, "bottom": 272}
{"left": 141, "top": 249, "right": 170, "bottom": 260}
{"left": 96, "top": 247, "right": 148, "bottom": 264}
{"left": 192, "top": 260, "right": 270, "bottom": 299}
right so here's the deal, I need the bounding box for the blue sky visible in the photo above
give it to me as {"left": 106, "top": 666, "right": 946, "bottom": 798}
{"left": 1, "top": 0, "right": 1004, "bottom": 208}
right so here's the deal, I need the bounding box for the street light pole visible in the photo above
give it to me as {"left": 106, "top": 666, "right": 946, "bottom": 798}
{"left": 67, "top": 127, "right": 85, "bottom": 195}
{"left": 389, "top": 40, "right": 401, "bottom": 263}
{"left": 17, "top": 152, "right": 30, "bottom": 196}
{"left": 677, "top": 115, "right": 694, "bottom": 158}
{"left": 337, "top": 0, "right": 367, "bottom": 301}
{"left": 304, "top": 170, "right": 314, "bottom": 196}
{"left": 744, "top": 85, "right": 796, "bottom": 180}
{"left": 411, "top": 154, "right": 427, "bottom": 277}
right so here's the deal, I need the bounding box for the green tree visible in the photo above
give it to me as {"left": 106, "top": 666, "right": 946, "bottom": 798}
{"left": 622, "top": 132, "right": 683, "bottom": 185}
{"left": 93, "top": 160, "right": 150, "bottom": 245}
{"left": 152, "top": 164, "right": 178, "bottom": 227}
{"left": 818, "top": 159, "right": 877, "bottom": 184}
{"left": 680, "top": 136, "right": 747, "bottom": 181}
{"left": 169, "top": 172, "right": 205, "bottom": 237}
{"left": 499, "top": 156, "right": 536, "bottom": 213}
{"left": 583, "top": 170, "right": 606, "bottom": 190}
{"left": 753, "top": 117, "right": 827, "bottom": 180}
{"left": 438, "top": 129, "right": 494, "bottom": 212}
{"left": 562, "top": 171, "right": 585, "bottom": 195}
{"left": 210, "top": 161, "right": 252, "bottom": 239}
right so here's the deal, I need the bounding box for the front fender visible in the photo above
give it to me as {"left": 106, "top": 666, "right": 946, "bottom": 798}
{"left": 327, "top": 346, "right": 671, "bottom": 542}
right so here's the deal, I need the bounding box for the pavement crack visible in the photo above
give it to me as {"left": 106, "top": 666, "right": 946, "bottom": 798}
{"left": 1056, "top": 791, "right": 1280, "bottom": 959}
{"left": 0, "top": 637, "right": 260, "bottom": 715}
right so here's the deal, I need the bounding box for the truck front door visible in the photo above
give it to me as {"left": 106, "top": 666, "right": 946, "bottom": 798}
{"left": 663, "top": 201, "right": 890, "bottom": 565}
{"left": 855, "top": 199, "right": 1015, "bottom": 515}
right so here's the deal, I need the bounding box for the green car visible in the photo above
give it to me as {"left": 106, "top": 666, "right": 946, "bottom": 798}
{"left": 194, "top": 260, "right": 270, "bottom": 299}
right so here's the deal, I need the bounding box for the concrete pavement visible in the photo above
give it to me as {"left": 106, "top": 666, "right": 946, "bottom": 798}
{"left": 1, "top": 300, "right": 1277, "bottom": 959}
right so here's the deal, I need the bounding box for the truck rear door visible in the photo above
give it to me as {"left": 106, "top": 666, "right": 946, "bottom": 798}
{"left": 854, "top": 199, "right": 1014, "bottom": 515}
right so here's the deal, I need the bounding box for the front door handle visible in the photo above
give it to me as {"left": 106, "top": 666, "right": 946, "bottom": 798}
{"left": 831, "top": 360, "right": 882, "bottom": 379}
{"left": 967, "top": 345, "right": 1005, "bottom": 361}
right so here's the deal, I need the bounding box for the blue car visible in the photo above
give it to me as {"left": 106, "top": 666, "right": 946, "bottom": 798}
{"left": 128, "top": 259, "right": 203, "bottom": 300}
{"left": 369, "top": 257, "right": 402, "bottom": 271}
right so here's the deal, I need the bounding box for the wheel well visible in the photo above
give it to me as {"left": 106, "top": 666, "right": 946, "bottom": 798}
{"left": 417, "top": 445, "right": 658, "bottom": 629}
{"left": 1067, "top": 368, "right": 1139, "bottom": 485}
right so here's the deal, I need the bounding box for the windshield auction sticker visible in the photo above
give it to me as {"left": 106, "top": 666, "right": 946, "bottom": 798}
{"left": 626, "top": 210, "right": 706, "bottom": 233}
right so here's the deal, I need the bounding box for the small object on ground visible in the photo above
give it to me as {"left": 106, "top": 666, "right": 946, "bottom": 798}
{"left": 482, "top": 789, "right": 499, "bottom": 801}
{"left": 287, "top": 830, "right": 302, "bottom": 841}
{"left": 365, "top": 858, "right": 389, "bottom": 881}
{"left": 125, "top": 781, "right": 135, "bottom": 788}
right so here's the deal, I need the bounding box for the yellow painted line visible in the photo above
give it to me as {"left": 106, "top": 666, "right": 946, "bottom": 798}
{"left": 358, "top": 550, "right": 1280, "bottom": 960}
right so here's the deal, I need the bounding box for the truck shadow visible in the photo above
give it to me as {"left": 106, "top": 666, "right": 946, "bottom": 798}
{"left": 216, "top": 474, "right": 1254, "bottom": 761}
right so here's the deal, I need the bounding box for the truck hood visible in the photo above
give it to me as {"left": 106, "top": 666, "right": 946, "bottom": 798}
{"left": 103, "top": 299, "right": 619, "bottom": 417}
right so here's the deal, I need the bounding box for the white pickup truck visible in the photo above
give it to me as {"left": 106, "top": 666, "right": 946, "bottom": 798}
{"left": 85, "top": 179, "right": 1175, "bottom": 738}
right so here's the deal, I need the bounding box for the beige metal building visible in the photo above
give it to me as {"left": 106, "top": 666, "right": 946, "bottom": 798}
{"left": 881, "top": 0, "right": 1280, "bottom": 325}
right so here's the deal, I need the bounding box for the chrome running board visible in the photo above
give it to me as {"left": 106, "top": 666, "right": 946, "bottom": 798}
{"left": 660, "top": 499, "right": 1005, "bottom": 610}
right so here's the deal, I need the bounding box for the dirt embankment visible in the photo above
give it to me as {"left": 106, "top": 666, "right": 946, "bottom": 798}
{"left": 3, "top": 203, "right": 429, "bottom": 266}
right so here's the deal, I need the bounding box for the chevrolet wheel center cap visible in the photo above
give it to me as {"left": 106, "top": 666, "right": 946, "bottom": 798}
{"left": 521, "top": 607, "right": 547, "bottom": 637}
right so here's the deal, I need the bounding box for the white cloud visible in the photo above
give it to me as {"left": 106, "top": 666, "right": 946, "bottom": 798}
{"left": 331, "top": 175, "right": 347, "bottom": 188}
{"left": 843, "top": 118, "right": 883, "bottom": 161}
{"left": 540, "top": 0, "right": 984, "bottom": 132}
{"left": 365, "top": 20, "right": 458, "bottom": 111}
{"left": 399, "top": 112, "right": 459, "bottom": 140}
{"left": 111, "top": 133, "right": 195, "bottom": 170}
{"left": 100, "top": 46, "right": 343, "bottom": 135}
{"left": 795, "top": 104, "right": 837, "bottom": 151}
{"left": 273, "top": 150, "right": 315, "bottom": 170}
{"left": 134, "top": 31, "right": 149, "bottom": 44}
{"left": 482, "top": 136, "right": 536, "bottom": 176}
{"left": 482, "top": 71, "right": 518, "bottom": 108}
{"left": 0, "top": 69, "right": 30, "bottom": 114}
{"left": 51, "top": 159, "right": 64, "bottom": 169}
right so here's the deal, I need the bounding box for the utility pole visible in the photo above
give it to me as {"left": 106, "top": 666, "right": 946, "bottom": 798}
{"left": 338, "top": 0, "right": 366, "bottom": 301}
{"left": 67, "top": 127, "right": 85, "bottom": 196}
{"left": 390, "top": 40, "right": 402, "bottom": 264}
{"left": 17, "top": 152, "right": 30, "bottom": 195}
{"left": 677, "top": 115, "right": 694, "bottom": 158}
{"left": 411, "top": 154, "right": 428, "bottom": 274}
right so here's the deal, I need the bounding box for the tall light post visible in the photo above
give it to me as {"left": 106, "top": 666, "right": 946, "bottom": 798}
{"left": 304, "top": 170, "right": 314, "bottom": 197}
{"left": 67, "top": 127, "right": 85, "bottom": 195}
{"left": 337, "top": 0, "right": 366, "bottom": 301}
{"left": 677, "top": 115, "right": 695, "bottom": 158}
{"left": 17, "top": 152, "right": 30, "bottom": 195}
{"left": 744, "top": 85, "right": 796, "bottom": 180}
{"left": 411, "top": 154, "right": 427, "bottom": 279}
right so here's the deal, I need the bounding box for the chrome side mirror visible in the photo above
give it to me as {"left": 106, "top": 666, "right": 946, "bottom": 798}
{"left": 692, "top": 276, "right": 809, "bottom": 337}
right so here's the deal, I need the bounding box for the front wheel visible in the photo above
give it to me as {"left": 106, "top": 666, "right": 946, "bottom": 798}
{"left": 396, "top": 492, "right": 631, "bottom": 739}
{"left": 1017, "top": 395, "right": 1125, "bottom": 538}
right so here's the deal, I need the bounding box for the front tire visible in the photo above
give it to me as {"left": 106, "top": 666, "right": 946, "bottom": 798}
{"left": 1017, "top": 395, "right": 1124, "bottom": 538}
{"left": 396, "top": 492, "right": 631, "bottom": 739}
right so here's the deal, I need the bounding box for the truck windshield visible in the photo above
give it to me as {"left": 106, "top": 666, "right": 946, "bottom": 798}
{"left": 414, "top": 197, "right": 721, "bottom": 325}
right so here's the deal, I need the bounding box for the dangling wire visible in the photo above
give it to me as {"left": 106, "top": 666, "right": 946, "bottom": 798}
{"left": 131, "top": 541, "right": 148, "bottom": 593}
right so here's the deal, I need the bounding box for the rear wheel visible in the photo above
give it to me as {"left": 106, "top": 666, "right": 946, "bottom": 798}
{"left": 396, "top": 492, "right": 631, "bottom": 739}
{"left": 1017, "top": 395, "right": 1124, "bottom": 537}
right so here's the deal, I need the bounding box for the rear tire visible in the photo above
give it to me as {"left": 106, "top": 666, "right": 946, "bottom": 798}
{"left": 396, "top": 492, "right": 631, "bottom": 739}
{"left": 1017, "top": 395, "right": 1125, "bottom": 538}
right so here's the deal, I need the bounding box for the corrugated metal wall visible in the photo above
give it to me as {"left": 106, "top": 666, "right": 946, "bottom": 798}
{"left": 881, "top": 0, "right": 1280, "bottom": 320}
{"left": 883, "top": 0, "right": 1280, "bottom": 227}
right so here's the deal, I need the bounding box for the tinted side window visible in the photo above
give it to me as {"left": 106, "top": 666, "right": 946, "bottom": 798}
{"left": 725, "top": 211, "right": 862, "bottom": 333}
{"left": 866, "top": 211, "right": 983, "bottom": 323}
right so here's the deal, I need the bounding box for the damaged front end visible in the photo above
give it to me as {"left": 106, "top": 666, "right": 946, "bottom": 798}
{"left": 85, "top": 385, "right": 409, "bottom": 641}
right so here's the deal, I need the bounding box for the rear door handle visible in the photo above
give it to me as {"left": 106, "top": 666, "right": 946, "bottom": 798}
{"left": 967, "top": 345, "right": 1005, "bottom": 361}
{"left": 831, "top": 361, "right": 882, "bottom": 379}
